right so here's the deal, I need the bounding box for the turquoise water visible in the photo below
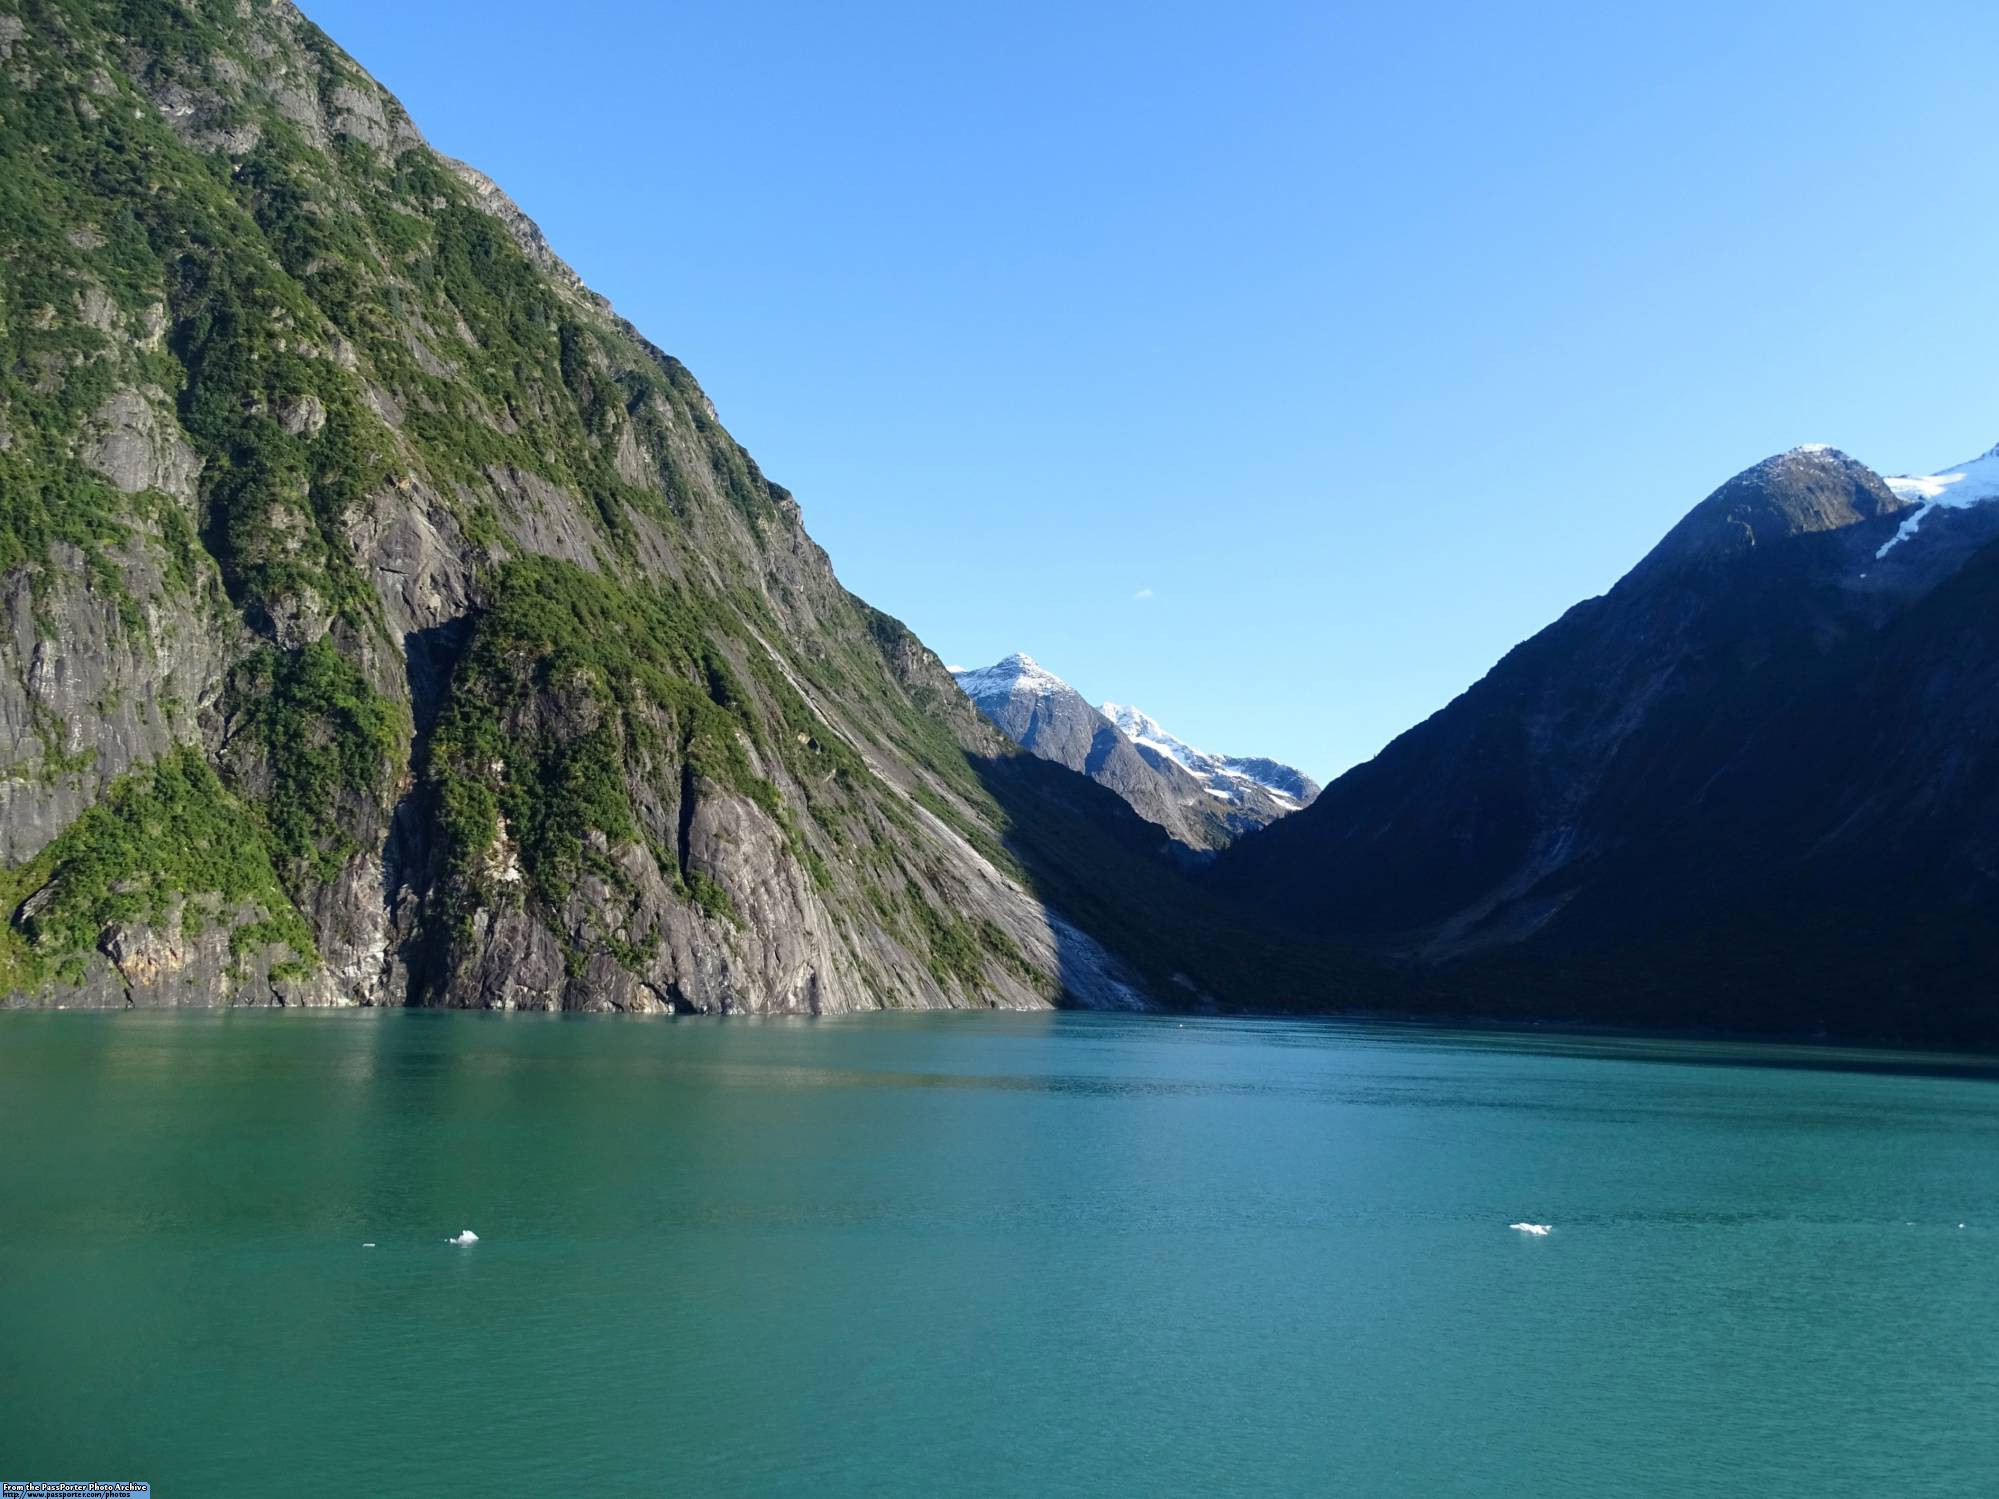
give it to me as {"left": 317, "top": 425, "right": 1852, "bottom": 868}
{"left": 2, "top": 1009, "right": 1996, "bottom": 1496}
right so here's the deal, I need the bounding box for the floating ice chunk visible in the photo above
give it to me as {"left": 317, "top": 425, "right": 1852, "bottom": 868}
{"left": 362, "top": 1242, "right": 376, "bottom": 1248}
{"left": 1509, "top": 1222, "right": 1553, "bottom": 1236}
{"left": 448, "top": 1229, "right": 480, "bottom": 1246}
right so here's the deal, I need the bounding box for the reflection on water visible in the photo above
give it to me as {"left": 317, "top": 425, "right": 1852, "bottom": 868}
{"left": 2, "top": 1007, "right": 1996, "bottom": 1497}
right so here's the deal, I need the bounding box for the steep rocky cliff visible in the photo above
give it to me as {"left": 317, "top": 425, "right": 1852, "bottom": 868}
{"left": 0, "top": 0, "right": 1166, "bottom": 1012}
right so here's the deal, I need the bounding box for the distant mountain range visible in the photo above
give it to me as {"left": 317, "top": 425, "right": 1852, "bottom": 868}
{"left": 952, "top": 655, "right": 1318, "bottom": 850}
{"left": 1099, "top": 703, "right": 1319, "bottom": 811}
{"left": 1213, "top": 442, "right": 1999, "bottom": 1044}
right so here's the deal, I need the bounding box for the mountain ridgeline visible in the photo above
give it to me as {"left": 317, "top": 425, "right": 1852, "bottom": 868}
{"left": 1212, "top": 445, "right": 1999, "bottom": 1045}
{"left": 3, "top": 2, "right": 1993, "bottom": 1044}
{"left": 951, "top": 653, "right": 1317, "bottom": 852}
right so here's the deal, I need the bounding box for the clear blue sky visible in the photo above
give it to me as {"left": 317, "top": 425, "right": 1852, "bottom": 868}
{"left": 311, "top": 0, "right": 1999, "bottom": 781}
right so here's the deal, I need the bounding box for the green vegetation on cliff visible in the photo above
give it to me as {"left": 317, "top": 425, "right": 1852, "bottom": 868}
{"left": 231, "top": 638, "right": 405, "bottom": 883}
{"left": 0, "top": 0, "right": 1255, "bottom": 1014}
{"left": 0, "top": 747, "right": 316, "bottom": 991}
{"left": 425, "top": 557, "right": 800, "bottom": 945}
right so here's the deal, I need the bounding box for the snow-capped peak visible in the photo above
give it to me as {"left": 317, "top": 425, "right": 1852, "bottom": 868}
{"left": 1877, "top": 443, "right": 1999, "bottom": 558}
{"left": 1100, "top": 702, "right": 1204, "bottom": 773}
{"left": 1100, "top": 702, "right": 1318, "bottom": 809}
{"left": 952, "top": 654, "right": 1319, "bottom": 834}
{"left": 951, "top": 652, "right": 1074, "bottom": 704}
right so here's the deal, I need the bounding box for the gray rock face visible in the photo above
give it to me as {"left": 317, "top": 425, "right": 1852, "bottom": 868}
{"left": 0, "top": 540, "right": 238, "bottom": 865}
{"left": 430, "top": 771, "right": 1087, "bottom": 1017}
{"left": 0, "top": 0, "right": 1159, "bottom": 1017}
{"left": 39, "top": 894, "right": 338, "bottom": 1010}
{"left": 84, "top": 387, "right": 201, "bottom": 502}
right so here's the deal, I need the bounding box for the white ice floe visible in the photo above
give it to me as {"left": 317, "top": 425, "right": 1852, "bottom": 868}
{"left": 1877, "top": 443, "right": 1999, "bottom": 557}
{"left": 1509, "top": 1222, "right": 1553, "bottom": 1236}
{"left": 362, "top": 1242, "right": 376, "bottom": 1248}
{"left": 448, "top": 1229, "right": 480, "bottom": 1246}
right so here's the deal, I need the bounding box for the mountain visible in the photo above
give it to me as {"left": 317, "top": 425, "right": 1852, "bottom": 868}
{"left": 952, "top": 655, "right": 1232, "bottom": 850}
{"left": 1213, "top": 443, "right": 1999, "bottom": 1045}
{"left": 1098, "top": 703, "right": 1318, "bottom": 822}
{"left": 12, "top": 3, "right": 1983, "bottom": 1041}
{"left": 952, "top": 654, "right": 1314, "bottom": 848}
{"left": 0, "top": 0, "right": 1218, "bottom": 1014}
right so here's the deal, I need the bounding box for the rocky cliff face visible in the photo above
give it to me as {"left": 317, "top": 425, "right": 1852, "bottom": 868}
{"left": 0, "top": 0, "right": 1156, "bottom": 1013}
{"left": 1214, "top": 444, "right": 1999, "bottom": 1044}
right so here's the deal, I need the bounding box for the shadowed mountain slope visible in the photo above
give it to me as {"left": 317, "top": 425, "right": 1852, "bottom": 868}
{"left": 1214, "top": 445, "right": 1999, "bottom": 1044}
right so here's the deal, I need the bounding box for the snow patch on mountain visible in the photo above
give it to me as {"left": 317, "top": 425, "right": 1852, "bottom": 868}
{"left": 1100, "top": 703, "right": 1318, "bottom": 808}
{"left": 952, "top": 652, "right": 1072, "bottom": 705}
{"left": 1877, "top": 444, "right": 1999, "bottom": 558}
{"left": 951, "top": 654, "right": 1320, "bottom": 839}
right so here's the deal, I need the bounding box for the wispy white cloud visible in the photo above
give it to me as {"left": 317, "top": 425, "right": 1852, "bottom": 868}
{"left": 1133, "top": 587, "right": 1154, "bottom": 601}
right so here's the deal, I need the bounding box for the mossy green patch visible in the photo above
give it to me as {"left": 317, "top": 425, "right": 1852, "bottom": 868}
{"left": 0, "top": 746, "right": 316, "bottom": 993}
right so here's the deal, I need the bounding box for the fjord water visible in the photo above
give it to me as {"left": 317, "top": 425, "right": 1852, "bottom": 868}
{"left": 2, "top": 1012, "right": 1995, "bottom": 1497}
